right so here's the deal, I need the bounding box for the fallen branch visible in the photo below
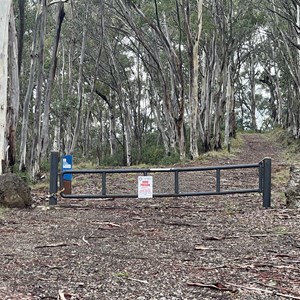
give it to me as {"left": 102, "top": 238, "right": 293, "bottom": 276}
{"left": 163, "top": 221, "right": 200, "bottom": 227}
{"left": 197, "top": 265, "right": 228, "bottom": 270}
{"left": 226, "top": 282, "right": 300, "bottom": 300}
{"left": 35, "top": 242, "right": 68, "bottom": 249}
{"left": 100, "top": 222, "right": 121, "bottom": 227}
{"left": 187, "top": 282, "right": 236, "bottom": 292}
{"left": 58, "top": 290, "right": 67, "bottom": 300}
{"left": 250, "top": 234, "right": 269, "bottom": 238}
{"left": 235, "top": 263, "right": 299, "bottom": 271}
{"left": 194, "top": 245, "right": 218, "bottom": 251}
{"left": 96, "top": 222, "right": 121, "bottom": 229}
{"left": 203, "top": 235, "right": 239, "bottom": 241}
{"left": 128, "top": 277, "right": 149, "bottom": 284}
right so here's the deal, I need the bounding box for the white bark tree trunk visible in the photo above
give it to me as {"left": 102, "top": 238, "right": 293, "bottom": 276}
{"left": 70, "top": 2, "right": 89, "bottom": 154}
{"left": 224, "top": 64, "right": 234, "bottom": 147}
{"left": 7, "top": 4, "right": 20, "bottom": 172}
{"left": 0, "top": 0, "right": 12, "bottom": 174}
{"left": 30, "top": 0, "right": 47, "bottom": 180}
{"left": 249, "top": 54, "right": 257, "bottom": 131}
{"left": 185, "top": 0, "right": 203, "bottom": 159}
{"left": 19, "top": 7, "right": 39, "bottom": 172}
{"left": 40, "top": 3, "right": 65, "bottom": 158}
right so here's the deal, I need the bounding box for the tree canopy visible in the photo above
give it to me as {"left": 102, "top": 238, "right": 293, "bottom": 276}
{"left": 1, "top": 0, "right": 299, "bottom": 179}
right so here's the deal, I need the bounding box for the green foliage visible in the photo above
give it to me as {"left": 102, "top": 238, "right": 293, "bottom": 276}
{"left": 100, "top": 153, "right": 124, "bottom": 167}
{"left": 40, "top": 159, "right": 51, "bottom": 173}
{"left": 141, "top": 144, "right": 180, "bottom": 165}
{"left": 140, "top": 144, "right": 165, "bottom": 165}
{"left": 159, "top": 152, "right": 181, "bottom": 165}
{"left": 16, "top": 171, "right": 31, "bottom": 184}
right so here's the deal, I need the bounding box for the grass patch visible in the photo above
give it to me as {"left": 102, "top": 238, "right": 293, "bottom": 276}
{"left": 30, "top": 181, "right": 49, "bottom": 190}
{"left": 0, "top": 206, "right": 8, "bottom": 220}
{"left": 273, "top": 226, "right": 290, "bottom": 235}
{"left": 75, "top": 161, "right": 98, "bottom": 170}
{"left": 267, "top": 127, "right": 300, "bottom": 163}
{"left": 113, "top": 271, "right": 129, "bottom": 278}
{"left": 272, "top": 168, "right": 290, "bottom": 187}
{"left": 198, "top": 133, "right": 244, "bottom": 162}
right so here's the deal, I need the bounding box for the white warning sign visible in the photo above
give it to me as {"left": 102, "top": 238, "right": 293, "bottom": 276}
{"left": 138, "top": 176, "right": 153, "bottom": 198}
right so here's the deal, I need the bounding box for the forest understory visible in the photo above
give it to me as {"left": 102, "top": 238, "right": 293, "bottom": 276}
{"left": 1, "top": 133, "right": 300, "bottom": 300}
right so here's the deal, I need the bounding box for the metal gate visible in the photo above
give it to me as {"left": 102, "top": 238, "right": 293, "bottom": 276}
{"left": 49, "top": 153, "right": 271, "bottom": 208}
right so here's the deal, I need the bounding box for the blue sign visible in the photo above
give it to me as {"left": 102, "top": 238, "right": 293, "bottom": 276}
{"left": 62, "top": 155, "right": 73, "bottom": 181}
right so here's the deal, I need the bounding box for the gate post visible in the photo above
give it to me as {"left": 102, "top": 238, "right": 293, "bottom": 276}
{"left": 262, "top": 157, "right": 271, "bottom": 208}
{"left": 49, "top": 150, "right": 59, "bottom": 205}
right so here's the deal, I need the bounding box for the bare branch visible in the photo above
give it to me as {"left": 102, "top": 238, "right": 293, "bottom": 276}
{"left": 48, "top": 0, "right": 68, "bottom": 7}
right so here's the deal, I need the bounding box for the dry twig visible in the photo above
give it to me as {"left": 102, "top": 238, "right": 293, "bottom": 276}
{"left": 35, "top": 242, "right": 68, "bottom": 249}
{"left": 187, "top": 282, "right": 236, "bottom": 292}
{"left": 82, "top": 236, "right": 90, "bottom": 245}
{"left": 226, "top": 282, "right": 300, "bottom": 300}
{"left": 128, "top": 277, "right": 149, "bottom": 284}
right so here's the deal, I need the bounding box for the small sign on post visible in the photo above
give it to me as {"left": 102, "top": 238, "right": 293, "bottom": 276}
{"left": 138, "top": 176, "right": 153, "bottom": 198}
{"left": 62, "top": 155, "right": 72, "bottom": 194}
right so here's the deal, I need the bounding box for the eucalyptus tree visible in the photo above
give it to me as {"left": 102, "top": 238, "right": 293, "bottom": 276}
{"left": 0, "top": 1, "right": 11, "bottom": 173}
{"left": 29, "top": 0, "right": 47, "bottom": 179}
{"left": 182, "top": 0, "right": 203, "bottom": 159}
{"left": 0, "top": 0, "right": 19, "bottom": 174}
{"left": 17, "top": 0, "right": 26, "bottom": 75}
{"left": 199, "top": 0, "right": 262, "bottom": 149}
{"left": 15, "top": 0, "right": 291, "bottom": 176}
{"left": 19, "top": 2, "right": 40, "bottom": 173}
{"left": 114, "top": 0, "right": 188, "bottom": 159}
{"left": 40, "top": 1, "right": 65, "bottom": 158}
{"left": 69, "top": 1, "right": 89, "bottom": 154}
{"left": 7, "top": 3, "right": 20, "bottom": 172}
{"left": 262, "top": 0, "right": 300, "bottom": 136}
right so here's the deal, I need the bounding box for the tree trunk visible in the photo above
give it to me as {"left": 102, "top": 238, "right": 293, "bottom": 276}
{"left": 70, "top": 2, "right": 89, "bottom": 154}
{"left": 249, "top": 53, "right": 257, "bottom": 131}
{"left": 150, "top": 87, "right": 170, "bottom": 156}
{"left": 30, "top": 0, "right": 47, "bottom": 180}
{"left": 63, "top": 36, "right": 75, "bottom": 154}
{"left": 0, "top": 0, "right": 12, "bottom": 174}
{"left": 201, "top": 37, "right": 217, "bottom": 151}
{"left": 83, "top": 3, "right": 104, "bottom": 156}
{"left": 7, "top": 4, "right": 20, "bottom": 172}
{"left": 17, "top": 0, "right": 25, "bottom": 75}
{"left": 183, "top": 0, "right": 203, "bottom": 159}
{"left": 224, "top": 63, "right": 234, "bottom": 147}
{"left": 40, "top": 3, "right": 65, "bottom": 158}
{"left": 19, "top": 9, "right": 39, "bottom": 172}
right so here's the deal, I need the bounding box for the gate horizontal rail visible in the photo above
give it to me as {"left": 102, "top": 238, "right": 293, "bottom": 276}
{"left": 49, "top": 153, "right": 271, "bottom": 208}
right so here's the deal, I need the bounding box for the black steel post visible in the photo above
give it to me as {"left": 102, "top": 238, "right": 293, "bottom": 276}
{"left": 262, "top": 157, "right": 271, "bottom": 208}
{"left": 216, "top": 169, "right": 221, "bottom": 193}
{"left": 49, "top": 151, "right": 59, "bottom": 205}
{"left": 102, "top": 172, "right": 107, "bottom": 196}
{"left": 174, "top": 170, "right": 179, "bottom": 194}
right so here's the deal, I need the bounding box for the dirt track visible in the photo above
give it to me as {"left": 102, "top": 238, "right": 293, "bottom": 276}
{"left": 1, "top": 133, "right": 300, "bottom": 300}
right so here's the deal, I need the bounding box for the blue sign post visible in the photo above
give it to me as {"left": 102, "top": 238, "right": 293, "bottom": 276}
{"left": 62, "top": 155, "right": 72, "bottom": 194}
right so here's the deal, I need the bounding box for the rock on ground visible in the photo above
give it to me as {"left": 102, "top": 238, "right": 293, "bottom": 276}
{"left": 0, "top": 173, "right": 32, "bottom": 208}
{"left": 286, "top": 165, "right": 300, "bottom": 208}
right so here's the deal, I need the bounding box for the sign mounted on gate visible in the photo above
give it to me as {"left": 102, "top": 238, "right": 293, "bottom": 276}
{"left": 62, "top": 155, "right": 73, "bottom": 181}
{"left": 62, "top": 155, "right": 73, "bottom": 195}
{"left": 138, "top": 176, "right": 153, "bottom": 198}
